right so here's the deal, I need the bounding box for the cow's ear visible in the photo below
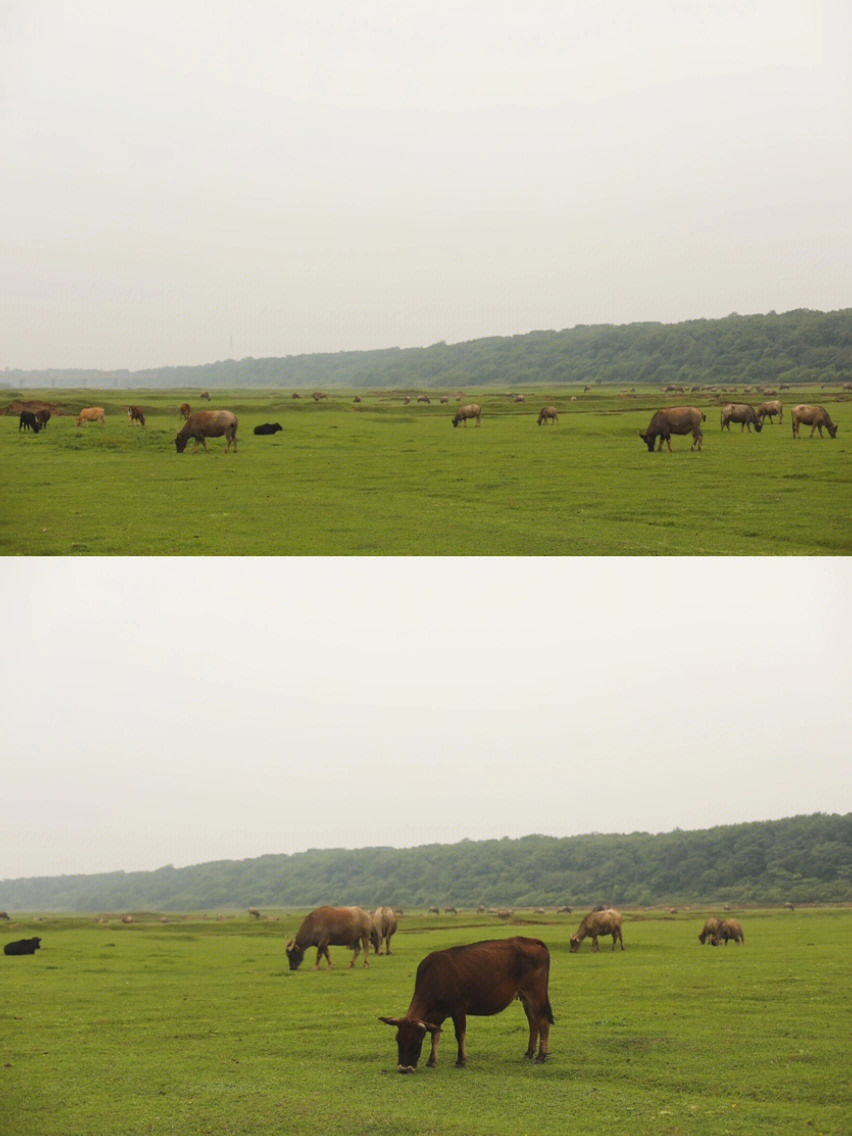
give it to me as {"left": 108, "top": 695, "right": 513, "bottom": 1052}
{"left": 379, "top": 1016, "right": 402, "bottom": 1027}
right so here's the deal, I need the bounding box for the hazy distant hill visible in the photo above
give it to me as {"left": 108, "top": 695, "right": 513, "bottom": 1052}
{"left": 1, "top": 814, "right": 848, "bottom": 913}
{"left": 4, "top": 309, "right": 851, "bottom": 392}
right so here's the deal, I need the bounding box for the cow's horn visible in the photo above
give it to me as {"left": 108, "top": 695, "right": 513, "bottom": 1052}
{"left": 285, "top": 938, "right": 295, "bottom": 951}
{"left": 379, "top": 1016, "right": 402, "bottom": 1027}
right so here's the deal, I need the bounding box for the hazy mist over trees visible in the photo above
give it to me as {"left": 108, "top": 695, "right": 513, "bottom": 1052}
{"left": 1, "top": 814, "right": 848, "bottom": 913}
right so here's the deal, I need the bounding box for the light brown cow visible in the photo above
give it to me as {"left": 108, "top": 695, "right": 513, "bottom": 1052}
{"left": 514, "top": 393, "right": 525, "bottom": 403}
{"left": 312, "top": 391, "right": 328, "bottom": 401}
{"left": 200, "top": 390, "right": 211, "bottom": 401}
{"left": 569, "top": 908, "right": 624, "bottom": 952}
{"left": 180, "top": 402, "right": 191, "bottom": 420}
{"left": 76, "top": 407, "right": 105, "bottom": 427}
{"left": 452, "top": 403, "right": 481, "bottom": 427}
{"left": 720, "top": 404, "right": 763, "bottom": 432}
{"left": 757, "top": 400, "right": 783, "bottom": 424}
{"left": 285, "top": 905, "right": 372, "bottom": 969}
{"left": 698, "top": 917, "right": 721, "bottom": 944}
{"left": 371, "top": 906, "right": 398, "bottom": 955}
{"left": 792, "top": 405, "right": 838, "bottom": 438}
{"left": 248, "top": 907, "right": 260, "bottom": 919}
{"left": 126, "top": 405, "right": 145, "bottom": 426}
{"left": 639, "top": 407, "right": 704, "bottom": 452}
{"left": 711, "top": 918, "right": 744, "bottom": 946}
{"left": 417, "top": 394, "right": 431, "bottom": 404}
{"left": 175, "top": 410, "right": 238, "bottom": 453}
{"left": 537, "top": 406, "right": 558, "bottom": 425}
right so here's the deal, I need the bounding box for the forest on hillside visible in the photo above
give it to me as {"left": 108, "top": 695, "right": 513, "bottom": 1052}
{"left": 5, "top": 309, "right": 851, "bottom": 392}
{"left": 1, "top": 814, "right": 848, "bottom": 914}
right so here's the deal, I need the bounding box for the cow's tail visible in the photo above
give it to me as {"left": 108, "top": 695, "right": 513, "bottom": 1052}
{"left": 544, "top": 995, "right": 555, "bottom": 1024}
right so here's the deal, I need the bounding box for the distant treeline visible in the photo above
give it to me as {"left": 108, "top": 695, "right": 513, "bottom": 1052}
{"left": 1, "top": 814, "right": 848, "bottom": 914}
{"left": 5, "top": 309, "right": 851, "bottom": 392}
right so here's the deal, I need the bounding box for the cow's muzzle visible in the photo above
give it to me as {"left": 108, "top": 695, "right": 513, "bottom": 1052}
{"left": 397, "top": 1065, "right": 417, "bottom": 1074}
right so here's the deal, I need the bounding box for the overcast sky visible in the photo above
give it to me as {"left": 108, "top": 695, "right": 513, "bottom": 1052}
{"left": 2, "top": 0, "right": 850, "bottom": 371}
{"left": 2, "top": 557, "right": 849, "bottom": 880}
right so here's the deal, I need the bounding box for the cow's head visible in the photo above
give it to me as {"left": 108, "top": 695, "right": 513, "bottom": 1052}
{"left": 284, "top": 940, "right": 304, "bottom": 970}
{"left": 379, "top": 1016, "right": 440, "bottom": 1073}
{"left": 272, "top": 423, "right": 282, "bottom": 433}
{"left": 175, "top": 433, "right": 188, "bottom": 453}
{"left": 827, "top": 423, "right": 838, "bottom": 438}
{"left": 754, "top": 419, "right": 763, "bottom": 432}
{"left": 452, "top": 416, "right": 460, "bottom": 427}
{"left": 639, "top": 431, "right": 654, "bottom": 451}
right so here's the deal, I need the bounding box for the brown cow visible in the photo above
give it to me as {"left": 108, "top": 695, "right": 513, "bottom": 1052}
{"left": 569, "top": 908, "right": 624, "bottom": 952}
{"left": 35, "top": 410, "right": 51, "bottom": 430}
{"left": 537, "top": 406, "right": 558, "bottom": 425}
{"left": 126, "top": 405, "right": 145, "bottom": 426}
{"left": 380, "top": 937, "right": 553, "bottom": 1071}
{"left": 698, "top": 917, "right": 721, "bottom": 944}
{"left": 757, "top": 400, "right": 782, "bottom": 424}
{"left": 248, "top": 907, "right": 260, "bottom": 919}
{"left": 76, "top": 407, "right": 105, "bottom": 427}
{"left": 639, "top": 407, "right": 704, "bottom": 452}
{"left": 285, "top": 905, "right": 372, "bottom": 969}
{"left": 371, "top": 906, "right": 398, "bottom": 955}
{"left": 711, "top": 918, "right": 744, "bottom": 946}
{"left": 452, "top": 404, "right": 481, "bottom": 427}
{"left": 792, "top": 405, "right": 838, "bottom": 438}
{"left": 175, "top": 410, "right": 238, "bottom": 453}
{"left": 720, "top": 404, "right": 763, "bottom": 432}
{"left": 200, "top": 390, "right": 210, "bottom": 401}
{"left": 180, "top": 403, "right": 191, "bottom": 420}
{"left": 514, "top": 393, "right": 525, "bottom": 403}
{"left": 312, "top": 391, "right": 328, "bottom": 401}
{"left": 417, "top": 394, "right": 431, "bottom": 404}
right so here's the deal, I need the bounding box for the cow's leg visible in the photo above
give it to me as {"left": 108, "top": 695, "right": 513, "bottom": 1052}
{"left": 519, "top": 993, "right": 539, "bottom": 1059}
{"left": 452, "top": 1015, "right": 468, "bottom": 1066}
{"left": 666, "top": 437, "right": 673, "bottom": 452}
{"left": 591, "top": 935, "right": 599, "bottom": 952}
{"left": 425, "top": 1025, "right": 442, "bottom": 1068}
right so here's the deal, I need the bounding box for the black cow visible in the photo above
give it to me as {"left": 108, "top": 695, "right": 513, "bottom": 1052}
{"left": 19, "top": 412, "right": 40, "bottom": 433}
{"left": 4, "top": 937, "right": 41, "bottom": 956}
{"left": 253, "top": 423, "right": 283, "bottom": 436}
{"left": 380, "top": 936, "right": 553, "bottom": 1071}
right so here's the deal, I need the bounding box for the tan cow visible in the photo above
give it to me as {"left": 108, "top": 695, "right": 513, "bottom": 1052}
{"left": 792, "top": 405, "right": 838, "bottom": 438}
{"left": 452, "top": 403, "right": 481, "bottom": 427}
{"left": 639, "top": 407, "right": 704, "bottom": 452}
{"left": 76, "top": 407, "right": 105, "bottom": 427}
{"left": 757, "top": 400, "right": 783, "bottom": 424}
{"left": 370, "top": 906, "right": 398, "bottom": 955}
{"left": 537, "top": 406, "right": 558, "bottom": 425}
{"left": 711, "top": 918, "right": 744, "bottom": 945}
{"left": 175, "top": 410, "right": 238, "bottom": 453}
{"left": 698, "top": 917, "right": 721, "bottom": 944}
{"left": 721, "top": 404, "right": 763, "bottom": 432}
{"left": 569, "top": 908, "right": 624, "bottom": 952}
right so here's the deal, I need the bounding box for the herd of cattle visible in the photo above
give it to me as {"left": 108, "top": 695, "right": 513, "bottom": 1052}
{"left": 4, "top": 903, "right": 746, "bottom": 1071}
{"left": 13, "top": 396, "right": 840, "bottom": 452}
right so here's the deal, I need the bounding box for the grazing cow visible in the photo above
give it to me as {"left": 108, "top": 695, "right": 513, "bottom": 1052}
{"left": 180, "top": 403, "right": 191, "bottom": 420}
{"left": 126, "top": 405, "right": 145, "bottom": 426}
{"left": 285, "top": 905, "right": 372, "bottom": 970}
{"left": 312, "top": 391, "right": 328, "bottom": 401}
{"left": 556, "top": 906, "right": 573, "bottom": 914}
{"left": 639, "top": 407, "right": 704, "bottom": 452}
{"left": 452, "top": 404, "right": 481, "bottom": 427}
{"left": 248, "top": 907, "right": 260, "bottom": 919}
{"left": 569, "top": 908, "right": 624, "bottom": 953}
{"left": 784, "top": 902, "right": 795, "bottom": 911}
{"left": 720, "top": 404, "right": 763, "bottom": 432}
{"left": 439, "top": 395, "right": 449, "bottom": 404}
{"left": 445, "top": 906, "right": 458, "bottom": 914}
{"left": 0, "top": 911, "right": 9, "bottom": 920}
{"left": 175, "top": 410, "right": 238, "bottom": 453}
{"left": 5, "top": 937, "right": 41, "bottom": 955}
{"left": 35, "top": 410, "right": 51, "bottom": 430}
{"left": 379, "top": 937, "right": 553, "bottom": 1071}
{"left": 429, "top": 906, "right": 440, "bottom": 915}
{"left": 200, "top": 390, "right": 210, "bottom": 401}
{"left": 711, "top": 918, "right": 744, "bottom": 946}
{"left": 757, "top": 400, "right": 783, "bottom": 424}
{"left": 19, "top": 411, "right": 40, "bottom": 432}
{"left": 792, "top": 405, "right": 838, "bottom": 438}
{"left": 291, "top": 392, "right": 301, "bottom": 399}
{"left": 253, "top": 423, "right": 282, "bottom": 435}
{"left": 417, "top": 394, "right": 431, "bottom": 404}
{"left": 371, "top": 906, "right": 398, "bottom": 955}
{"left": 698, "top": 917, "right": 721, "bottom": 944}
{"left": 514, "top": 393, "right": 525, "bottom": 403}
{"left": 76, "top": 407, "right": 106, "bottom": 427}
{"left": 537, "top": 406, "right": 558, "bottom": 425}
{"left": 353, "top": 395, "right": 361, "bottom": 403}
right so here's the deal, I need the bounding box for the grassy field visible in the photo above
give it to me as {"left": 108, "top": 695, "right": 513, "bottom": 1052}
{"left": 1, "top": 387, "right": 850, "bottom": 554}
{"left": 1, "top": 908, "right": 848, "bottom": 1135}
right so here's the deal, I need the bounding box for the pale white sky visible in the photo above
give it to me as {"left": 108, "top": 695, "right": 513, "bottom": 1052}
{"left": 2, "top": 0, "right": 850, "bottom": 371}
{"left": 2, "top": 557, "right": 849, "bottom": 880}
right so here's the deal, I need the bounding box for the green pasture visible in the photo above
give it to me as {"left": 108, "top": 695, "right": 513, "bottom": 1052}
{"left": 1, "top": 387, "right": 850, "bottom": 554}
{"left": 1, "top": 908, "right": 849, "bottom": 1135}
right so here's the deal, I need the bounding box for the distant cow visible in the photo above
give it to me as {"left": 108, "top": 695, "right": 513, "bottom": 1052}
{"left": 639, "top": 407, "right": 704, "bottom": 452}
{"left": 439, "top": 395, "right": 449, "bottom": 404}
{"left": 371, "top": 906, "right": 398, "bottom": 955}
{"left": 711, "top": 918, "right": 744, "bottom": 946}
{"left": 556, "top": 906, "right": 573, "bottom": 915}
{"left": 312, "top": 391, "right": 328, "bottom": 401}
{"left": 720, "top": 404, "right": 762, "bottom": 432}
{"left": 537, "top": 406, "right": 558, "bottom": 425}
{"left": 445, "top": 906, "right": 458, "bottom": 914}
{"left": 514, "top": 394, "right": 525, "bottom": 403}
{"left": 0, "top": 911, "right": 9, "bottom": 919}
{"left": 792, "top": 405, "right": 838, "bottom": 438}
{"left": 285, "top": 905, "right": 372, "bottom": 970}
{"left": 180, "top": 403, "right": 191, "bottom": 420}
{"left": 380, "top": 937, "right": 553, "bottom": 1071}
{"left": 19, "top": 411, "right": 40, "bottom": 432}
{"left": 417, "top": 394, "right": 431, "bottom": 404}
{"left": 452, "top": 404, "right": 481, "bottom": 427}
{"left": 76, "top": 407, "right": 105, "bottom": 427}
{"left": 200, "top": 390, "right": 210, "bottom": 401}
{"left": 35, "top": 410, "right": 51, "bottom": 430}
{"left": 353, "top": 395, "right": 361, "bottom": 403}
{"left": 570, "top": 908, "right": 624, "bottom": 953}
{"left": 429, "top": 906, "right": 440, "bottom": 915}
{"left": 698, "top": 917, "right": 721, "bottom": 944}
{"left": 5, "top": 937, "right": 41, "bottom": 956}
{"left": 757, "top": 400, "right": 782, "bottom": 424}
{"left": 253, "top": 423, "right": 282, "bottom": 435}
{"left": 248, "top": 907, "right": 260, "bottom": 919}
{"left": 175, "top": 410, "right": 238, "bottom": 454}
{"left": 291, "top": 392, "right": 301, "bottom": 399}
{"left": 126, "top": 405, "right": 145, "bottom": 426}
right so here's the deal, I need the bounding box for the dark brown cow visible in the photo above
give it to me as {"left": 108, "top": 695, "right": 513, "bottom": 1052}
{"left": 380, "top": 937, "right": 553, "bottom": 1071}
{"left": 757, "top": 400, "right": 782, "bottom": 424}
{"left": 126, "top": 405, "right": 145, "bottom": 426}
{"left": 371, "top": 906, "right": 398, "bottom": 955}
{"left": 792, "top": 405, "right": 838, "bottom": 438}
{"left": 452, "top": 404, "right": 481, "bottom": 427}
{"left": 720, "top": 404, "right": 763, "bottom": 432}
{"left": 175, "top": 410, "right": 238, "bottom": 453}
{"left": 285, "top": 905, "right": 372, "bottom": 970}
{"left": 35, "top": 410, "right": 51, "bottom": 430}
{"left": 639, "top": 407, "right": 704, "bottom": 452}
{"left": 4, "top": 937, "right": 41, "bottom": 956}
{"left": 569, "top": 908, "right": 624, "bottom": 952}
{"left": 698, "top": 917, "right": 721, "bottom": 944}
{"left": 180, "top": 403, "right": 191, "bottom": 420}
{"left": 537, "top": 406, "right": 558, "bottom": 425}
{"left": 711, "top": 918, "right": 744, "bottom": 945}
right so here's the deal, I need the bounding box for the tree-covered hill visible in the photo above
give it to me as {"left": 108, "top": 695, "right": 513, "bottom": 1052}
{"left": 1, "top": 814, "right": 848, "bottom": 913}
{"left": 5, "top": 309, "right": 851, "bottom": 392}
